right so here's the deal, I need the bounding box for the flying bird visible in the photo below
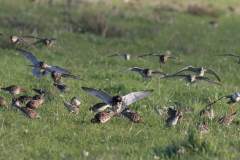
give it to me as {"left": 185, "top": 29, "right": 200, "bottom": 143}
{"left": 120, "top": 67, "right": 168, "bottom": 82}
{"left": 82, "top": 87, "right": 153, "bottom": 115}
{"left": 108, "top": 54, "right": 147, "bottom": 62}
{"left": 173, "top": 66, "right": 221, "bottom": 81}
{"left": 138, "top": 53, "right": 189, "bottom": 68}
{"left": 206, "top": 93, "right": 240, "bottom": 113}
{"left": 23, "top": 36, "right": 70, "bottom": 54}
{"left": 162, "top": 74, "right": 221, "bottom": 85}
{"left": 0, "top": 33, "right": 38, "bottom": 51}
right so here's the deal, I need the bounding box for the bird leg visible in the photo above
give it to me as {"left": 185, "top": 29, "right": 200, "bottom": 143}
{"left": 231, "top": 103, "right": 233, "bottom": 113}
{"left": 233, "top": 104, "right": 236, "bottom": 113}
{"left": 14, "top": 44, "right": 17, "bottom": 50}
{"left": 50, "top": 46, "right": 52, "bottom": 51}
{"left": 45, "top": 46, "right": 47, "bottom": 49}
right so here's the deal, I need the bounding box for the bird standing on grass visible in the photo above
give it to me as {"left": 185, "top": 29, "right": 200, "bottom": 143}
{"left": 0, "top": 96, "right": 8, "bottom": 108}
{"left": 1, "top": 85, "right": 27, "bottom": 97}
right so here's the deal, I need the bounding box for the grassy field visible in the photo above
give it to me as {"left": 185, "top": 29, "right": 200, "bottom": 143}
{"left": 1, "top": 0, "right": 240, "bottom": 159}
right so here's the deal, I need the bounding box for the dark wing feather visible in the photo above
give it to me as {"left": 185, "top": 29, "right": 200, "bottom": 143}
{"left": 82, "top": 87, "right": 113, "bottom": 104}
{"left": 167, "top": 56, "right": 189, "bottom": 65}
{"left": 52, "top": 42, "right": 68, "bottom": 54}
{"left": 27, "top": 65, "right": 53, "bottom": 73}
{"left": 21, "top": 36, "right": 43, "bottom": 39}
{"left": 138, "top": 53, "right": 163, "bottom": 58}
{"left": 205, "top": 95, "right": 232, "bottom": 108}
{"left": 151, "top": 70, "right": 168, "bottom": 76}
{"left": 61, "top": 74, "right": 85, "bottom": 81}
{"left": 48, "top": 66, "right": 71, "bottom": 74}
{"left": 120, "top": 67, "right": 144, "bottom": 73}
{"left": 108, "top": 54, "right": 124, "bottom": 57}
{"left": 173, "top": 66, "right": 197, "bottom": 75}
{"left": 217, "top": 54, "right": 240, "bottom": 58}
{"left": 50, "top": 38, "right": 71, "bottom": 45}
{"left": 27, "top": 40, "right": 43, "bottom": 51}
{"left": 161, "top": 74, "right": 188, "bottom": 79}
{"left": 196, "top": 76, "right": 221, "bottom": 85}
{"left": 204, "top": 69, "right": 221, "bottom": 81}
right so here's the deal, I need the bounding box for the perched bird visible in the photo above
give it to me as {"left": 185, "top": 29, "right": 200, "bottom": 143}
{"left": 217, "top": 54, "right": 240, "bottom": 64}
{"left": 53, "top": 83, "right": 71, "bottom": 93}
{"left": 162, "top": 74, "right": 221, "bottom": 85}
{"left": 71, "top": 97, "right": 81, "bottom": 105}
{"left": 23, "top": 36, "right": 70, "bottom": 54}
{"left": 121, "top": 110, "right": 141, "bottom": 123}
{"left": 1, "top": 85, "right": 27, "bottom": 96}
{"left": 63, "top": 101, "right": 80, "bottom": 115}
{"left": 14, "top": 105, "right": 41, "bottom": 119}
{"left": 0, "top": 96, "right": 8, "bottom": 108}
{"left": 91, "top": 111, "right": 115, "bottom": 124}
{"left": 120, "top": 67, "right": 168, "bottom": 82}
{"left": 108, "top": 54, "right": 147, "bottom": 62}
{"left": 0, "top": 33, "right": 38, "bottom": 50}
{"left": 82, "top": 87, "right": 153, "bottom": 115}
{"left": 17, "top": 96, "right": 33, "bottom": 104}
{"left": 26, "top": 97, "right": 44, "bottom": 109}
{"left": 155, "top": 106, "right": 168, "bottom": 115}
{"left": 17, "top": 49, "right": 72, "bottom": 79}
{"left": 89, "top": 102, "right": 111, "bottom": 112}
{"left": 11, "top": 98, "right": 23, "bottom": 110}
{"left": 173, "top": 66, "right": 221, "bottom": 81}
{"left": 219, "top": 112, "right": 237, "bottom": 126}
{"left": 33, "top": 89, "right": 57, "bottom": 96}
{"left": 138, "top": 53, "right": 189, "bottom": 68}
{"left": 206, "top": 93, "right": 240, "bottom": 113}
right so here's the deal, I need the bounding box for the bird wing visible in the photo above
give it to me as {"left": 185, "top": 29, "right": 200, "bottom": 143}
{"left": 205, "top": 95, "right": 232, "bottom": 108}
{"left": 52, "top": 42, "right": 68, "bottom": 54}
{"left": 61, "top": 73, "right": 85, "bottom": 81}
{"left": 120, "top": 67, "right": 144, "bottom": 73}
{"left": 204, "top": 69, "right": 221, "bottom": 81}
{"left": 17, "top": 49, "right": 40, "bottom": 66}
{"left": 50, "top": 38, "right": 71, "bottom": 45}
{"left": 167, "top": 56, "right": 189, "bottom": 65}
{"left": 173, "top": 66, "right": 197, "bottom": 74}
{"left": 0, "top": 33, "right": 11, "bottom": 36}
{"left": 21, "top": 36, "right": 43, "bottom": 39}
{"left": 108, "top": 54, "right": 124, "bottom": 57}
{"left": 161, "top": 74, "right": 188, "bottom": 79}
{"left": 122, "top": 90, "right": 154, "bottom": 107}
{"left": 82, "top": 87, "right": 113, "bottom": 104}
{"left": 27, "top": 65, "right": 53, "bottom": 73}
{"left": 26, "top": 40, "right": 43, "bottom": 51}
{"left": 129, "top": 55, "right": 148, "bottom": 62}
{"left": 138, "top": 53, "right": 163, "bottom": 58}
{"left": 47, "top": 65, "right": 71, "bottom": 74}
{"left": 18, "top": 37, "right": 39, "bottom": 51}
{"left": 195, "top": 76, "right": 221, "bottom": 85}
{"left": 151, "top": 70, "right": 168, "bottom": 76}
{"left": 217, "top": 54, "right": 240, "bottom": 58}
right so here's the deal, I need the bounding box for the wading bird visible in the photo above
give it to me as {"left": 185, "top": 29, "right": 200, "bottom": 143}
{"left": 91, "top": 111, "right": 115, "bottom": 124}
{"left": 1, "top": 85, "right": 27, "bottom": 97}
{"left": 219, "top": 112, "right": 237, "bottom": 126}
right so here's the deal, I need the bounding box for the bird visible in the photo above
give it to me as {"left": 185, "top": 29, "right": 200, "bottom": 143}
{"left": 11, "top": 98, "right": 23, "bottom": 110}
{"left": 91, "top": 111, "right": 115, "bottom": 124}
{"left": 199, "top": 108, "right": 215, "bottom": 119}
{"left": 219, "top": 112, "right": 237, "bottom": 126}
{"left": 155, "top": 106, "right": 168, "bottom": 115}
{"left": 206, "top": 93, "right": 240, "bottom": 113}
{"left": 23, "top": 36, "right": 70, "bottom": 54}
{"left": 26, "top": 97, "right": 44, "bottom": 109}
{"left": 0, "top": 33, "right": 38, "bottom": 50}
{"left": 63, "top": 101, "right": 80, "bottom": 115}
{"left": 138, "top": 53, "right": 189, "bottom": 68}
{"left": 1, "top": 85, "right": 27, "bottom": 96}
{"left": 53, "top": 83, "right": 71, "bottom": 93}
{"left": 120, "top": 110, "right": 141, "bottom": 123}
{"left": 0, "top": 96, "right": 8, "bottom": 108}
{"left": 217, "top": 54, "right": 240, "bottom": 65}
{"left": 33, "top": 89, "right": 57, "bottom": 97}
{"left": 198, "top": 121, "right": 210, "bottom": 134}
{"left": 33, "top": 95, "right": 43, "bottom": 100}
{"left": 108, "top": 54, "right": 147, "bottom": 62}
{"left": 168, "top": 108, "right": 183, "bottom": 124}
{"left": 71, "top": 97, "right": 81, "bottom": 105}
{"left": 162, "top": 74, "right": 221, "bottom": 85}
{"left": 209, "top": 21, "right": 219, "bottom": 27}
{"left": 14, "top": 105, "right": 41, "bottom": 119}
{"left": 173, "top": 66, "right": 221, "bottom": 81}
{"left": 17, "top": 96, "right": 33, "bottom": 104}
{"left": 120, "top": 67, "right": 168, "bottom": 82}
{"left": 165, "top": 114, "right": 180, "bottom": 127}
{"left": 89, "top": 102, "right": 111, "bottom": 112}
{"left": 82, "top": 87, "right": 153, "bottom": 115}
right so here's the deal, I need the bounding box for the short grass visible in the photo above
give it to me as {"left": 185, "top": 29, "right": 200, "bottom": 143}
{"left": 0, "top": 0, "right": 240, "bottom": 159}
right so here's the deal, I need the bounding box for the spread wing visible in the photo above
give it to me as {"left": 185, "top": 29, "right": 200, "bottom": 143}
{"left": 129, "top": 55, "right": 148, "bottom": 62}
{"left": 61, "top": 74, "right": 85, "bottom": 81}
{"left": 27, "top": 65, "right": 53, "bottom": 73}
{"left": 138, "top": 53, "right": 163, "bottom": 58}
{"left": 162, "top": 74, "right": 188, "bottom": 79}
{"left": 50, "top": 38, "right": 71, "bottom": 45}
{"left": 217, "top": 54, "right": 240, "bottom": 58}
{"left": 204, "top": 69, "right": 221, "bottom": 81}
{"left": 47, "top": 65, "right": 71, "bottom": 74}
{"left": 173, "top": 66, "right": 197, "bottom": 74}
{"left": 52, "top": 42, "right": 68, "bottom": 54}
{"left": 205, "top": 95, "right": 232, "bottom": 108}
{"left": 27, "top": 40, "right": 43, "bottom": 51}
{"left": 167, "top": 56, "right": 189, "bottom": 65}
{"left": 195, "top": 76, "right": 221, "bottom": 85}
{"left": 151, "top": 70, "right": 168, "bottom": 76}
{"left": 0, "top": 33, "right": 11, "bottom": 36}
{"left": 122, "top": 90, "right": 154, "bottom": 107}
{"left": 120, "top": 67, "right": 144, "bottom": 73}
{"left": 82, "top": 87, "right": 113, "bottom": 104}
{"left": 17, "top": 48, "right": 40, "bottom": 66}
{"left": 108, "top": 54, "right": 124, "bottom": 57}
{"left": 21, "top": 36, "right": 43, "bottom": 39}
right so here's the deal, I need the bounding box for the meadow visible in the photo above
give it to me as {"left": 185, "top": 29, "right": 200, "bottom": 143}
{"left": 0, "top": 0, "right": 240, "bottom": 159}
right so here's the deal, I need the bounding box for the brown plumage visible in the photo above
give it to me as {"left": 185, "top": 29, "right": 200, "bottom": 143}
{"left": 53, "top": 83, "right": 71, "bottom": 93}
{"left": 63, "top": 101, "right": 80, "bottom": 114}
{"left": 155, "top": 106, "right": 168, "bottom": 116}
{"left": 121, "top": 111, "right": 141, "bottom": 123}
{"left": 33, "top": 89, "right": 57, "bottom": 96}
{"left": 0, "top": 96, "right": 8, "bottom": 108}
{"left": 219, "top": 112, "right": 237, "bottom": 126}
{"left": 14, "top": 105, "right": 41, "bottom": 119}
{"left": 91, "top": 111, "right": 115, "bottom": 124}
{"left": 17, "top": 96, "right": 33, "bottom": 103}
{"left": 11, "top": 98, "right": 23, "bottom": 110}
{"left": 26, "top": 97, "right": 44, "bottom": 109}
{"left": 1, "top": 85, "right": 27, "bottom": 96}
{"left": 198, "top": 122, "right": 210, "bottom": 134}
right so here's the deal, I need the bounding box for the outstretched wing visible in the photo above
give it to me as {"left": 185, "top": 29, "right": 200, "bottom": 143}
{"left": 27, "top": 40, "right": 43, "bottom": 51}
{"left": 82, "top": 87, "right": 113, "bottom": 104}
{"left": 61, "top": 73, "right": 85, "bottom": 81}
{"left": 173, "top": 66, "right": 197, "bottom": 75}
{"left": 108, "top": 54, "right": 124, "bottom": 57}
{"left": 120, "top": 67, "right": 144, "bottom": 73}
{"left": 17, "top": 49, "right": 40, "bottom": 66}
{"left": 122, "top": 90, "right": 154, "bottom": 107}
{"left": 138, "top": 53, "right": 163, "bottom": 58}
{"left": 151, "top": 70, "right": 168, "bottom": 76}
{"left": 196, "top": 76, "right": 221, "bottom": 85}
{"left": 204, "top": 69, "right": 221, "bottom": 81}
{"left": 129, "top": 55, "right": 148, "bottom": 62}
{"left": 27, "top": 65, "right": 53, "bottom": 73}
{"left": 50, "top": 38, "right": 71, "bottom": 45}
{"left": 0, "top": 33, "right": 11, "bottom": 36}
{"left": 162, "top": 74, "right": 188, "bottom": 79}
{"left": 52, "top": 42, "right": 68, "bottom": 54}
{"left": 22, "top": 36, "right": 43, "bottom": 39}
{"left": 217, "top": 54, "right": 240, "bottom": 58}
{"left": 48, "top": 66, "right": 71, "bottom": 74}
{"left": 205, "top": 95, "right": 232, "bottom": 108}
{"left": 167, "top": 56, "right": 189, "bottom": 65}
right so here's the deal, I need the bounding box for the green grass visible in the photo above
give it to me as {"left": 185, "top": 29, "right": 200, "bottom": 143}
{"left": 0, "top": 0, "right": 240, "bottom": 159}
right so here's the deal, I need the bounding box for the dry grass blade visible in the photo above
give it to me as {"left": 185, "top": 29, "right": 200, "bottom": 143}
{"left": 0, "top": 119, "right": 5, "bottom": 139}
{"left": 128, "top": 124, "right": 134, "bottom": 136}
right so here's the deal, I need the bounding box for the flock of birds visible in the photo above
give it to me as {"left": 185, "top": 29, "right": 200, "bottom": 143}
{"left": 0, "top": 33, "right": 240, "bottom": 132}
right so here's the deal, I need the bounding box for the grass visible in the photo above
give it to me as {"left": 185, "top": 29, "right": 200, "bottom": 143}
{"left": 0, "top": 0, "right": 240, "bottom": 159}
